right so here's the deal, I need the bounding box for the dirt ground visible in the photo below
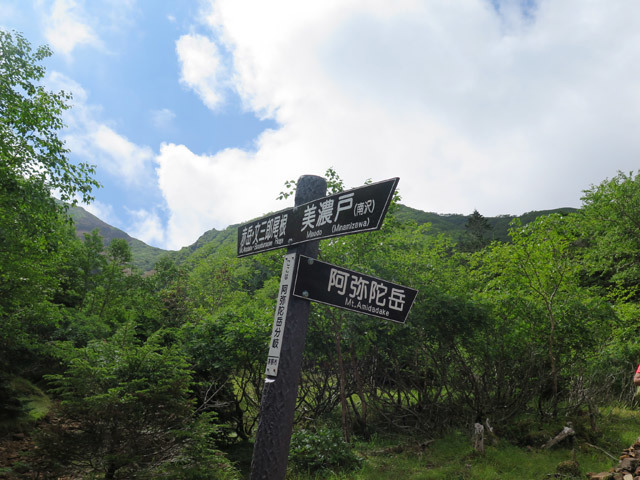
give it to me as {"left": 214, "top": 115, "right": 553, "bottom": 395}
{"left": 0, "top": 432, "right": 34, "bottom": 478}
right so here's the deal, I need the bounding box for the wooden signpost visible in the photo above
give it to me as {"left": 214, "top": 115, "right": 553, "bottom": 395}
{"left": 238, "top": 175, "right": 416, "bottom": 480}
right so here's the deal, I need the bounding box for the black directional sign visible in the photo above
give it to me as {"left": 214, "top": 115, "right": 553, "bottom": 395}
{"left": 237, "top": 177, "right": 399, "bottom": 257}
{"left": 292, "top": 255, "right": 418, "bottom": 323}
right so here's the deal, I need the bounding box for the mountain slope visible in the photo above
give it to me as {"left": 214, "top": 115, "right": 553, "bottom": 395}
{"left": 67, "top": 203, "right": 580, "bottom": 271}
{"left": 66, "top": 205, "right": 169, "bottom": 271}
{"left": 394, "top": 205, "right": 578, "bottom": 242}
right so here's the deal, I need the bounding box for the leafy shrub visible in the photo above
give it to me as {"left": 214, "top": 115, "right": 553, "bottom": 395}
{"left": 288, "top": 427, "right": 362, "bottom": 474}
{"left": 36, "top": 324, "right": 201, "bottom": 479}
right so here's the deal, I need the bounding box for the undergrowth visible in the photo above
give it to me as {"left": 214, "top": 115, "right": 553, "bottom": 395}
{"left": 281, "top": 406, "right": 640, "bottom": 480}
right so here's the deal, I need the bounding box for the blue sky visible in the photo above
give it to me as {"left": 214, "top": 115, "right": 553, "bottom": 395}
{"left": 2, "top": 0, "right": 640, "bottom": 250}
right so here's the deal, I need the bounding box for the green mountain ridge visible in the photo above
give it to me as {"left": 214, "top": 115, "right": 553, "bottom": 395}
{"left": 67, "top": 204, "right": 578, "bottom": 271}
{"left": 66, "top": 205, "right": 168, "bottom": 272}
{"left": 394, "top": 205, "right": 579, "bottom": 242}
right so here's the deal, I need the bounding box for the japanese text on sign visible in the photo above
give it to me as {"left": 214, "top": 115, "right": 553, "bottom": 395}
{"left": 327, "top": 269, "right": 407, "bottom": 312}
{"left": 239, "top": 212, "right": 289, "bottom": 255}
{"left": 292, "top": 256, "right": 418, "bottom": 323}
{"left": 237, "top": 178, "right": 399, "bottom": 257}
{"left": 265, "top": 252, "right": 296, "bottom": 376}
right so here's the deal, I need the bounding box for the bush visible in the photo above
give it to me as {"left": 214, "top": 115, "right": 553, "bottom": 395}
{"left": 36, "top": 324, "right": 200, "bottom": 479}
{"left": 288, "top": 427, "right": 362, "bottom": 474}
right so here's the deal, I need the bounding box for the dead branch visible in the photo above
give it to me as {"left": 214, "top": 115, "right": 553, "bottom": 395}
{"left": 585, "top": 442, "right": 618, "bottom": 462}
{"left": 543, "top": 424, "right": 575, "bottom": 449}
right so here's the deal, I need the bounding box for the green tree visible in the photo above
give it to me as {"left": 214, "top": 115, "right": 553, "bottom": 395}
{"left": 475, "top": 214, "right": 612, "bottom": 418}
{"left": 578, "top": 171, "right": 640, "bottom": 300}
{"left": 0, "top": 30, "right": 99, "bottom": 377}
{"left": 153, "top": 256, "right": 192, "bottom": 328}
{"left": 97, "top": 238, "right": 132, "bottom": 320}
{"left": 0, "top": 30, "right": 98, "bottom": 205}
{"left": 571, "top": 171, "right": 640, "bottom": 405}
{"left": 458, "top": 209, "right": 492, "bottom": 252}
{"left": 39, "top": 324, "right": 238, "bottom": 479}
{"left": 182, "top": 276, "right": 279, "bottom": 441}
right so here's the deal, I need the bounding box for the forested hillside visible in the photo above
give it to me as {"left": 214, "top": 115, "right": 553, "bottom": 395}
{"left": 70, "top": 201, "right": 573, "bottom": 273}
{"left": 394, "top": 205, "right": 578, "bottom": 243}
{"left": 66, "top": 205, "right": 168, "bottom": 271}
{"left": 3, "top": 30, "right": 640, "bottom": 479}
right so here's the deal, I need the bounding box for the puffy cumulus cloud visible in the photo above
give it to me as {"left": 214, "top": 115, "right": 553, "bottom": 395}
{"left": 172, "top": 0, "right": 640, "bottom": 225}
{"left": 176, "top": 33, "right": 226, "bottom": 110}
{"left": 156, "top": 143, "right": 257, "bottom": 250}
{"left": 156, "top": 130, "right": 336, "bottom": 250}
{"left": 155, "top": 107, "right": 487, "bottom": 249}
{"left": 41, "top": 0, "right": 102, "bottom": 57}
{"left": 48, "top": 0, "right": 640, "bottom": 250}
{"left": 126, "top": 208, "right": 165, "bottom": 247}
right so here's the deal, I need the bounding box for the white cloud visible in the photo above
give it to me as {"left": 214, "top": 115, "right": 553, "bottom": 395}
{"left": 41, "top": 0, "right": 102, "bottom": 57}
{"left": 45, "top": 71, "right": 166, "bottom": 249}
{"left": 126, "top": 208, "right": 165, "bottom": 247}
{"left": 156, "top": 143, "right": 255, "bottom": 250}
{"left": 48, "top": 71, "right": 155, "bottom": 185}
{"left": 47, "top": 70, "right": 89, "bottom": 104}
{"left": 168, "top": 0, "right": 640, "bottom": 225}
{"left": 88, "top": 125, "right": 154, "bottom": 184}
{"left": 38, "top": 0, "right": 640, "bottom": 251}
{"left": 176, "top": 33, "right": 225, "bottom": 110}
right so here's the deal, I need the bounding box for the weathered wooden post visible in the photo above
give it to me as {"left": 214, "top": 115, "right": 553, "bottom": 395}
{"left": 249, "top": 175, "right": 326, "bottom": 480}
{"left": 237, "top": 175, "right": 415, "bottom": 479}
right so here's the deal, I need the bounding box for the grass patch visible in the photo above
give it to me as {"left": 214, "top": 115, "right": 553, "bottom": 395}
{"left": 282, "top": 408, "right": 640, "bottom": 480}
{"left": 598, "top": 406, "right": 640, "bottom": 448}
{"left": 309, "top": 435, "right": 610, "bottom": 480}
{"left": 225, "top": 407, "right": 640, "bottom": 479}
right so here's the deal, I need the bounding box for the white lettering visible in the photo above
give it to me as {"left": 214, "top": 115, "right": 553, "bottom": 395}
{"left": 330, "top": 218, "right": 370, "bottom": 234}
{"left": 388, "top": 287, "right": 406, "bottom": 311}
{"left": 316, "top": 199, "right": 334, "bottom": 227}
{"left": 354, "top": 199, "right": 375, "bottom": 216}
{"left": 279, "top": 214, "right": 288, "bottom": 237}
{"left": 334, "top": 193, "right": 354, "bottom": 222}
{"left": 328, "top": 268, "right": 349, "bottom": 295}
{"left": 349, "top": 275, "right": 370, "bottom": 301}
{"left": 301, "top": 205, "right": 317, "bottom": 231}
{"left": 369, "top": 281, "right": 388, "bottom": 307}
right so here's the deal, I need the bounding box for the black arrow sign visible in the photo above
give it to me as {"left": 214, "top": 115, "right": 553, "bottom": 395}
{"left": 292, "top": 255, "right": 418, "bottom": 323}
{"left": 237, "top": 177, "right": 399, "bottom": 257}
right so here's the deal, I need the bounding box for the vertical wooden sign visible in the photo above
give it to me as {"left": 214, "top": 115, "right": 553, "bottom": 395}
{"left": 264, "top": 252, "right": 296, "bottom": 376}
